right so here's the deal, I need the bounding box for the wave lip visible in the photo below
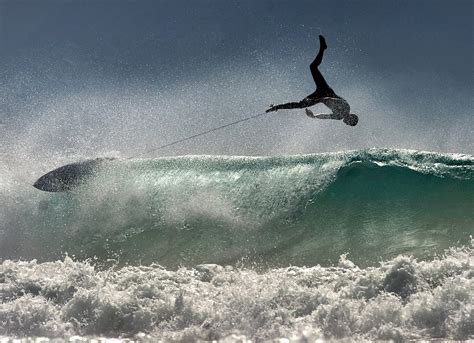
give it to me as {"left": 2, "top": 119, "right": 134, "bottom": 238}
{"left": 341, "top": 148, "right": 473, "bottom": 179}
{"left": 30, "top": 148, "right": 474, "bottom": 193}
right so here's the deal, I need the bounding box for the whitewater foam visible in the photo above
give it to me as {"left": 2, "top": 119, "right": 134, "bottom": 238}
{"left": 1, "top": 243, "right": 472, "bottom": 341}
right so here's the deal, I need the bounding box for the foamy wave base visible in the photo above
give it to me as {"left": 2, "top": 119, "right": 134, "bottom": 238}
{"left": 1, "top": 243, "right": 472, "bottom": 341}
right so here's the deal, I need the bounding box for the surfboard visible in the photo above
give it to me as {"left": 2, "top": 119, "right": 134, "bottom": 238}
{"left": 33, "top": 158, "right": 113, "bottom": 192}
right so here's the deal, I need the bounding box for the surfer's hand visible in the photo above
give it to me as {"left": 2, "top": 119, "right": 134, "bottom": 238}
{"left": 266, "top": 105, "right": 278, "bottom": 113}
{"left": 305, "top": 108, "right": 315, "bottom": 118}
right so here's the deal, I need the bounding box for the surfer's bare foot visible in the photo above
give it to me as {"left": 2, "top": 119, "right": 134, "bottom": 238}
{"left": 319, "top": 35, "right": 327, "bottom": 50}
{"left": 305, "top": 108, "right": 315, "bottom": 118}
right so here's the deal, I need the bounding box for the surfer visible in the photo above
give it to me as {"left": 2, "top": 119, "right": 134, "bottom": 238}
{"left": 266, "top": 35, "right": 358, "bottom": 126}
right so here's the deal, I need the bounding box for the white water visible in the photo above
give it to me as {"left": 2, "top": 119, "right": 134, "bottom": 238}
{"left": 1, "top": 241, "right": 472, "bottom": 341}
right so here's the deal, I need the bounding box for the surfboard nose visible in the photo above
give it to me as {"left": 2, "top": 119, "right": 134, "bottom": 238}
{"left": 33, "top": 172, "right": 64, "bottom": 192}
{"left": 33, "top": 177, "right": 45, "bottom": 191}
{"left": 33, "top": 159, "right": 106, "bottom": 192}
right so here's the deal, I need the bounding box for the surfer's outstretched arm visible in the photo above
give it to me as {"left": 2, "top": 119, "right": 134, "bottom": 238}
{"left": 266, "top": 99, "right": 314, "bottom": 112}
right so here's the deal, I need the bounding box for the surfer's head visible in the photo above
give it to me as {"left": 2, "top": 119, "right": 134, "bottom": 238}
{"left": 343, "top": 113, "right": 358, "bottom": 126}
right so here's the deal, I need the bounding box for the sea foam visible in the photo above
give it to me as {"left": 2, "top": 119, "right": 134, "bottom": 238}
{"left": 1, "top": 242, "right": 472, "bottom": 341}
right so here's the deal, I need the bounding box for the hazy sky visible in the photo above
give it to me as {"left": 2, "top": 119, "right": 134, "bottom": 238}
{"left": 1, "top": 0, "right": 472, "bottom": 159}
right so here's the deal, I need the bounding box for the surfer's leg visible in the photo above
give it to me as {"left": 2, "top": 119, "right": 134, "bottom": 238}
{"left": 311, "top": 35, "right": 327, "bottom": 67}
{"left": 310, "top": 35, "right": 331, "bottom": 91}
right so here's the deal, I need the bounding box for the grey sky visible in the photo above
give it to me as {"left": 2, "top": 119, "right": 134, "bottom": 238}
{"left": 1, "top": 0, "right": 472, "bottom": 160}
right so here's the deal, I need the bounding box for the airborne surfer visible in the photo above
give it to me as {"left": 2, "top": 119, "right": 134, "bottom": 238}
{"left": 266, "top": 35, "right": 358, "bottom": 126}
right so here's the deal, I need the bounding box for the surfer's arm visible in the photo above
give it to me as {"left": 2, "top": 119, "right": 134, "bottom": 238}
{"left": 305, "top": 109, "right": 340, "bottom": 120}
{"left": 314, "top": 113, "right": 341, "bottom": 120}
{"left": 266, "top": 99, "right": 314, "bottom": 113}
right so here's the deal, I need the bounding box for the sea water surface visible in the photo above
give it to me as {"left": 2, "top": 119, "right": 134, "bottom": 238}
{"left": 1, "top": 148, "right": 473, "bottom": 341}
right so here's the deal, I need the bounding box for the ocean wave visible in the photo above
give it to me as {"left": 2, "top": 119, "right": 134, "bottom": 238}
{"left": 1, "top": 148, "right": 472, "bottom": 267}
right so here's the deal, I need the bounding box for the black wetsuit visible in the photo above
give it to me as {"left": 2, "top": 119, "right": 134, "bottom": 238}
{"left": 267, "top": 36, "right": 350, "bottom": 119}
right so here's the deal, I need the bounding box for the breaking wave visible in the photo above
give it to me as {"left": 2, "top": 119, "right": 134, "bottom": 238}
{"left": 1, "top": 148, "right": 473, "bottom": 341}
{"left": 1, "top": 148, "right": 473, "bottom": 267}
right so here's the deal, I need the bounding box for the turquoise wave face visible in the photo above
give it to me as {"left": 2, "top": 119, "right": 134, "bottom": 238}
{"left": 1, "top": 149, "right": 472, "bottom": 267}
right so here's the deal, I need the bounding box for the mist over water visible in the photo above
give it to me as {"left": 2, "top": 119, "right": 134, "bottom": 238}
{"left": 2, "top": 60, "right": 472, "bottom": 171}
